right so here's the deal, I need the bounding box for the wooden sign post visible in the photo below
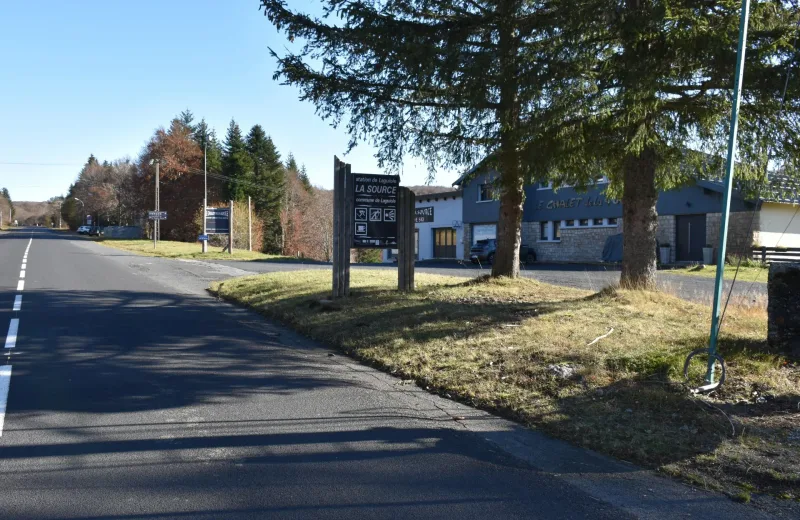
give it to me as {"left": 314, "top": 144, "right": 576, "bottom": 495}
{"left": 332, "top": 157, "right": 352, "bottom": 298}
{"left": 332, "top": 156, "right": 414, "bottom": 298}
{"left": 397, "top": 187, "right": 415, "bottom": 292}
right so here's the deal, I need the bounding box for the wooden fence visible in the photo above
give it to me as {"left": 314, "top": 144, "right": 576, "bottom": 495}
{"left": 751, "top": 246, "right": 800, "bottom": 263}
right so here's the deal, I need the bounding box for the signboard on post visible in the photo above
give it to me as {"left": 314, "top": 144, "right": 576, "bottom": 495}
{"left": 352, "top": 174, "right": 399, "bottom": 248}
{"left": 148, "top": 211, "right": 168, "bottom": 220}
{"left": 415, "top": 206, "right": 434, "bottom": 223}
{"left": 205, "top": 208, "right": 230, "bottom": 234}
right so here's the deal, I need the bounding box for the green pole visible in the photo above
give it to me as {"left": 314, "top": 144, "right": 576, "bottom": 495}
{"left": 707, "top": 0, "right": 751, "bottom": 384}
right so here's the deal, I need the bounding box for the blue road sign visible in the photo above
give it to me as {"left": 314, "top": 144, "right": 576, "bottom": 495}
{"left": 198, "top": 234, "right": 209, "bottom": 241}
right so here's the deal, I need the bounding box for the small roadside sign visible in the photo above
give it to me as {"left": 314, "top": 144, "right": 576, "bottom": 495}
{"left": 148, "top": 211, "right": 168, "bottom": 220}
{"left": 205, "top": 208, "right": 230, "bottom": 234}
{"left": 198, "top": 234, "right": 209, "bottom": 241}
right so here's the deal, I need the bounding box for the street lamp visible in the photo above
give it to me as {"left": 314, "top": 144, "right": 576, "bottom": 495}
{"left": 73, "top": 198, "right": 85, "bottom": 225}
{"left": 149, "top": 159, "right": 160, "bottom": 247}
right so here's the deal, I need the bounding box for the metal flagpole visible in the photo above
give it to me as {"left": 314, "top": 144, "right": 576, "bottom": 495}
{"left": 707, "top": 0, "right": 751, "bottom": 384}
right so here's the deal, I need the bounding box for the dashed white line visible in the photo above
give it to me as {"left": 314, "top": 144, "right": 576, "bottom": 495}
{"left": 16, "top": 281, "right": 24, "bottom": 291}
{"left": 19, "top": 270, "right": 25, "bottom": 279}
{"left": 21, "top": 263, "right": 26, "bottom": 270}
{"left": 4, "top": 319, "right": 19, "bottom": 349}
{"left": 0, "top": 365, "right": 11, "bottom": 437}
{"left": 12, "top": 296, "right": 21, "bottom": 312}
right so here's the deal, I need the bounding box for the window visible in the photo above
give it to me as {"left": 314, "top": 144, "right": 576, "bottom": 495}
{"left": 538, "top": 221, "right": 561, "bottom": 242}
{"left": 593, "top": 218, "right": 604, "bottom": 226}
{"left": 607, "top": 218, "right": 618, "bottom": 226}
{"left": 579, "top": 218, "right": 589, "bottom": 227}
{"left": 564, "top": 219, "right": 574, "bottom": 227}
{"left": 478, "top": 184, "right": 495, "bottom": 202}
{"left": 537, "top": 181, "right": 553, "bottom": 190}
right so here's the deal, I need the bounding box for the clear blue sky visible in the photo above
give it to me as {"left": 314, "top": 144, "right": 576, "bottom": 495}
{"left": 0, "top": 0, "right": 458, "bottom": 202}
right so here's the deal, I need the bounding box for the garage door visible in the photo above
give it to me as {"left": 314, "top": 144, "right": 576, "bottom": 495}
{"left": 472, "top": 224, "right": 496, "bottom": 245}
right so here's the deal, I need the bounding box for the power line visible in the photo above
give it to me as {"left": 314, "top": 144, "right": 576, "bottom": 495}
{"left": 0, "top": 161, "right": 80, "bottom": 166}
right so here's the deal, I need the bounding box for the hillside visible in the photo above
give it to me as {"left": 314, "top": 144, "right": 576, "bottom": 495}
{"left": 14, "top": 201, "right": 56, "bottom": 226}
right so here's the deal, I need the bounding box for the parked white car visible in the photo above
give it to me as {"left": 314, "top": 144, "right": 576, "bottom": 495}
{"left": 77, "top": 226, "right": 91, "bottom": 234}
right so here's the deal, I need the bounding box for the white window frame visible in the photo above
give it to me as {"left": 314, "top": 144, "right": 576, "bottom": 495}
{"left": 477, "top": 182, "right": 497, "bottom": 202}
{"left": 477, "top": 183, "right": 495, "bottom": 202}
{"left": 537, "top": 181, "right": 553, "bottom": 190}
{"left": 560, "top": 217, "right": 620, "bottom": 229}
{"left": 537, "top": 221, "right": 562, "bottom": 242}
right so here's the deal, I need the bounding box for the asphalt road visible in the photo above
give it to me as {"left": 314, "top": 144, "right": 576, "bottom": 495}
{"left": 0, "top": 228, "right": 778, "bottom": 519}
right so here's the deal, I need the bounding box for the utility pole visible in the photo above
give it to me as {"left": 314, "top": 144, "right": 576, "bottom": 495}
{"left": 202, "top": 143, "right": 208, "bottom": 253}
{"left": 150, "top": 159, "right": 160, "bottom": 248}
{"left": 228, "top": 200, "right": 234, "bottom": 255}
{"left": 248, "top": 195, "right": 252, "bottom": 252}
{"left": 155, "top": 159, "right": 160, "bottom": 245}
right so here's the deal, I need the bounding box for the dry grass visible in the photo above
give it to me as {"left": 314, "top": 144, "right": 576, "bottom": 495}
{"left": 666, "top": 264, "right": 769, "bottom": 284}
{"left": 210, "top": 271, "right": 800, "bottom": 501}
{"left": 96, "top": 239, "right": 290, "bottom": 262}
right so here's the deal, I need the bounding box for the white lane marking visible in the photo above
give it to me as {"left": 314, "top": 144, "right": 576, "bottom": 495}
{"left": 16, "top": 281, "right": 24, "bottom": 291}
{"left": 19, "top": 270, "right": 25, "bottom": 279}
{"left": 21, "top": 263, "right": 26, "bottom": 270}
{"left": 12, "top": 296, "right": 21, "bottom": 312}
{"left": 0, "top": 365, "right": 11, "bottom": 437}
{"left": 5, "top": 319, "right": 19, "bottom": 349}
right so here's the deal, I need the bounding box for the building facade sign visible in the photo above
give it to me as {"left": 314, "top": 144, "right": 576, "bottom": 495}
{"left": 536, "top": 195, "right": 620, "bottom": 211}
{"left": 415, "top": 206, "right": 434, "bottom": 223}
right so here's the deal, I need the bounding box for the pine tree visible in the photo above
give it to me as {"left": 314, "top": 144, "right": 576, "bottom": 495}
{"left": 527, "top": 1, "right": 799, "bottom": 288}
{"left": 298, "top": 164, "right": 313, "bottom": 192}
{"left": 177, "top": 109, "right": 195, "bottom": 135}
{"left": 285, "top": 153, "right": 299, "bottom": 174}
{"left": 194, "top": 118, "right": 224, "bottom": 174}
{"left": 222, "top": 119, "right": 254, "bottom": 201}
{"left": 259, "top": 0, "right": 558, "bottom": 277}
{"left": 246, "top": 124, "right": 286, "bottom": 252}
{"left": 260, "top": 0, "right": 798, "bottom": 283}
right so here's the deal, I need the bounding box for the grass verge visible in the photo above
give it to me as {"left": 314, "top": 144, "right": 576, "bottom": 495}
{"left": 210, "top": 270, "right": 800, "bottom": 504}
{"left": 664, "top": 264, "right": 768, "bottom": 283}
{"left": 96, "top": 239, "right": 292, "bottom": 261}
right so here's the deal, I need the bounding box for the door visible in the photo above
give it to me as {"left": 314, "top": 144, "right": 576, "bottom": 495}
{"left": 676, "top": 215, "right": 706, "bottom": 262}
{"left": 434, "top": 228, "right": 457, "bottom": 258}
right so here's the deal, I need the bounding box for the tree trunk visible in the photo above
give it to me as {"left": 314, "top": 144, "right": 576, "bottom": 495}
{"left": 491, "top": 0, "right": 522, "bottom": 278}
{"left": 620, "top": 147, "right": 658, "bottom": 289}
{"left": 492, "top": 170, "right": 524, "bottom": 277}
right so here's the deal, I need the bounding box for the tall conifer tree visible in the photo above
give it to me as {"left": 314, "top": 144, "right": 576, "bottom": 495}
{"left": 222, "top": 119, "right": 254, "bottom": 201}
{"left": 246, "top": 124, "right": 286, "bottom": 252}
{"left": 260, "top": 0, "right": 557, "bottom": 277}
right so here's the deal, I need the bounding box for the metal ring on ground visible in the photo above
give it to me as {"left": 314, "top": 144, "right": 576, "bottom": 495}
{"left": 683, "top": 348, "right": 726, "bottom": 393}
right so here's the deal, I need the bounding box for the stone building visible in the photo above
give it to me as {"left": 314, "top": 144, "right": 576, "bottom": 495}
{"left": 455, "top": 171, "right": 800, "bottom": 264}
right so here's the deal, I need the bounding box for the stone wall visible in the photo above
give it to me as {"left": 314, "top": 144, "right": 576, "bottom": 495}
{"left": 462, "top": 224, "right": 472, "bottom": 260}
{"left": 523, "top": 221, "right": 624, "bottom": 263}
{"left": 768, "top": 263, "right": 800, "bottom": 360}
{"left": 656, "top": 215, "right": 676, "bottom": 263}
{"left": 706, "top": 212, "right": 757, "bottom": 261}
